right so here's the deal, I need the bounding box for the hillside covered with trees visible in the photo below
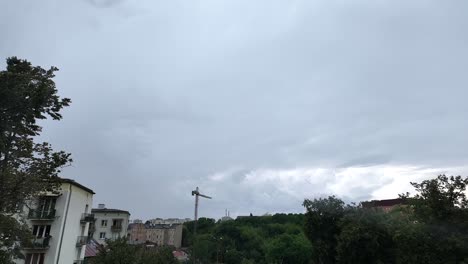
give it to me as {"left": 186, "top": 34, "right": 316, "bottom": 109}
{"left": 183, "top": 175, "right": 468, "bottom": 264}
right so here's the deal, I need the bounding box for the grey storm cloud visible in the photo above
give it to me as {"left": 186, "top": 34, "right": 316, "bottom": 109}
{"left": 1, "top": 0, "right": 468, "bottom": 219}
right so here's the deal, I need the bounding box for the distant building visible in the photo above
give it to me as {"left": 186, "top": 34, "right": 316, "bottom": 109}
{"left": 145, "top": 224, "right": 183, "bottom": 248}
{"left": 220, "top": 209, "right": 233, "bottom": 222}
{"left": 147, "top": 218, "right": 191, "bottom": 225}
{"left": 128, "top": 223, "right": 183, "bottom": 248}
{"left": 362, "top": 198, "right": 407, "bottom": 212}
{"left": 16, "top": 178, "right": 95, "bottom": 264}
{"left": 90, "top": 204, "right": 130, "bottom": 244}
{"left": 127, "top": 222, "right": 147, "bottom": 244}
{"left": 221, "top": 216, "right": 234, "bottom": 221}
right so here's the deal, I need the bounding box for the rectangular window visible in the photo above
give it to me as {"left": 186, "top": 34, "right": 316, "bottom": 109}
{"left": 32, "top": 225, "right": 51, "bottom": 238}
{"left": 25, "top": 253, "right": 44, "bottom": 264}
{"left": 100, "top": 232, "right": 106, "bottom": 239}
{"left": 38, "top": 198, "right": 56, "bottom": 217}
{"left": 101, "top": 220, "right": 107, "bottom": 227}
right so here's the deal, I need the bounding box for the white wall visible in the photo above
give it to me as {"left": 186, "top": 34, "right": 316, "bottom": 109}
{"left": 56, "top": 183, "right": 93, "bottom": 264}
{"left": 92, "top": 212, "right": 130, "bottom": 243}
{"left": 17, "top": 182, "right": 93, "bottom": 264}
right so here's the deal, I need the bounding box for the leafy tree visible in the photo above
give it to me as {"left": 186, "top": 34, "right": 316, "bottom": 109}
{"left": 92, "top": 238, "right": 178, "bottom": 264}
{"left": 400, "top": 175, "right": 468, "bottom": 263}
{"left": 192, "top": 234, "right": 216, "bottom": 263}
{"left": 265, "top": 233, "right": 312, "bottom": 264}
{"left": 0, "top": 57, "right": 71, "bottom": 262}
{"left": 136, "top": 246, "right": 178, "bottom": 264}
{"left": 92, "top": 238, "right": 137, "bottom": 264}
{"left": 303, "top": 196, "right": 346, "bottom": 264}
{"left": 183, "top": 214, "right": 307, "bottom": 263}
{"left": 336, "top": 209, "right": 394, "bottom": 264}
{"left": 407, "top": 174, "right": 468, "bottom": 221}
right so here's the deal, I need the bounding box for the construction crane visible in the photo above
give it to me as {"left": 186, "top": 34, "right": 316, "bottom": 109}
{"left": 191, "top": 187, "right": 211, "bottom": 235}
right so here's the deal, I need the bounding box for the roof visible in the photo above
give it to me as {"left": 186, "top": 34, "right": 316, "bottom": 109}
{"left": 60, "top": 178, "right": 95, "bottom": 194}
{"left": 85, "top": 238, "right": 102, "bottom": 258}
{"left": 92, "top": 208, "right": 130, "bottom": 215}
{"left": 145, "top": 223, "right": 181, "bottom": 229}
{"left": 362, "top": 198, "right": 406, "bottom": 208}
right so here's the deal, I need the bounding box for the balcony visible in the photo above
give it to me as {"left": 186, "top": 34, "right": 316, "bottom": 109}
{"left": 76, "top": 236, "right": 88, "bottom": 247}
{"left": 111, "top": 225, "right": 122, "bottom": 232}
{"left": 23, "top": 237, "right": 51, "bottom": 250}
{"left": 28, "top": 209, "right": 56, "bottom": 220}
{"left": 80, "top": 213, "right": 95, "bottom": 223}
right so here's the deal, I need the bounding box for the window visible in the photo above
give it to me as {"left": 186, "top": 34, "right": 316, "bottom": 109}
{"left": 101, "top": 220, "right": 107, "bottom": 227}
{"left": 25, "top": 253, "right": 44, "bottom": 264}
{"left": 38, "top": 198, "right": 56, "bottom": 216}
{"left": 32, "top": 225, "right": 51, "bottom": 238}
{"left": 112, "top": 219, "right": 122, "bottom": 227}
{"left": 100, "top": 232, "right": 106, "bottom": 239}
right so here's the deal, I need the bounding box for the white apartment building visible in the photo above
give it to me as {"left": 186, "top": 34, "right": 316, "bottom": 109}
{"left": 16, "top": 178, "right": 94, "bottom": 264}
{"left": 90, "top": 204, "right": 130, "bottom": 244}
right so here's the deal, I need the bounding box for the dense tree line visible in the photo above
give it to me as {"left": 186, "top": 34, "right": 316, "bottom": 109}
{"left": 183, "top": 214, "right": 312, "bottom": 264}
{"left": 303, "top": 175, "right": 468, "bottom": 264}
{"left": 184, "top": 175, "right": 468, "bottom": 264}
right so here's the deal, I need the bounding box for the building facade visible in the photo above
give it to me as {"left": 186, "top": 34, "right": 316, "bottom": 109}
{"left": 90, "top": 204, "right": 130, "bottom": 244}
{"left": 127, "top": 223, "right": 147, "bottom": 244}
{"left": 17, "top": 178, "right": 95, "bottom": 264}
{"left": 147, "top": 218, "right": 191, "bottom": 225}
{"left": 128, "top": 223, "right": 183, "bottom": 248}
{"left": 361, "top": 198, "right": 407, "bottom": 212}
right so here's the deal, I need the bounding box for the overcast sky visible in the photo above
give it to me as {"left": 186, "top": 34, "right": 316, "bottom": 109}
{"left": 1, "top": 0, "right": 468, "bottom": 220}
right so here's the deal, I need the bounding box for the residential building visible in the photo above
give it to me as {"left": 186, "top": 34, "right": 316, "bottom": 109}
{"left": 90, "top": 204, "right": 130, "bottom": 244}
{"left": 127, "top": 222, "right": 147, "bottom": 244}
{"left": 361, "top": 198, "right": 407, "bottom": 212}
{"left": 16, "top": 178, "right": 95, "bottom": 264}
{"left": 128, "top": 223, "right": 183, "bottom": 248}
{"left": 145, "top": 224, "right": 183, "bottom": 248}
{"left": 147, "top": 218, "right": 191, "bottom": 225}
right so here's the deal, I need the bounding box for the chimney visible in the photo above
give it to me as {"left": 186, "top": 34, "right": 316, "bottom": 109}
{"left": 98, "top": 204, "right": 105, "bottom": 209}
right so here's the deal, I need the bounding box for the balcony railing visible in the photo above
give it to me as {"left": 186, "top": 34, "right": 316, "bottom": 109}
{"left": 80, "top": 213, "right": 95, "bottom": 223}
{"left": 23, "top": 237, "right": 51, "bottom": 250}
{"left": 111, "top": 225, "right": 122, "bottom": 232}
{"left": 28, "top": 209, "right": 56, "bottom": 220}
{"left": 76, "top": 236, "right": 88, "bottom": 247}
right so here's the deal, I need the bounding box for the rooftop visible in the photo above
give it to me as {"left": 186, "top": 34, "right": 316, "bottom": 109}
{"left": 60, "top": 178, "right": 95, "bottom": 194}
{"left": 91, "top": 208, "right": 130, "bottom": 215}
{"left": 361, "top": 198, "right": 406, "bottom": 208}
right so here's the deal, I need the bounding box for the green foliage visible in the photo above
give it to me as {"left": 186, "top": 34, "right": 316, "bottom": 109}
{"left": 184, "top": 214, "right": 309, "bottom": 264}
{"left": 0, "top": 57, "right": 71, "bottom": 262}
{"left": 303, "top": 175, "right": 468, "bottom": 264}
{"left": 302, "top": 196, "right": 345, "bottom": 264}
{"left": 336, "top": 209, "right": 394, "bottom": 264}
{"left": 91, "top": 238, "right": 177, "bottom": 264}
{"left": 265, "top": 233, "right": 312, "bottom": 264}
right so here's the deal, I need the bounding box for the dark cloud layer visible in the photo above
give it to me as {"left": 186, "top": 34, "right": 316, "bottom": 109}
{"left": 1, "top": 0, "right": 468, "bottom": 219}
